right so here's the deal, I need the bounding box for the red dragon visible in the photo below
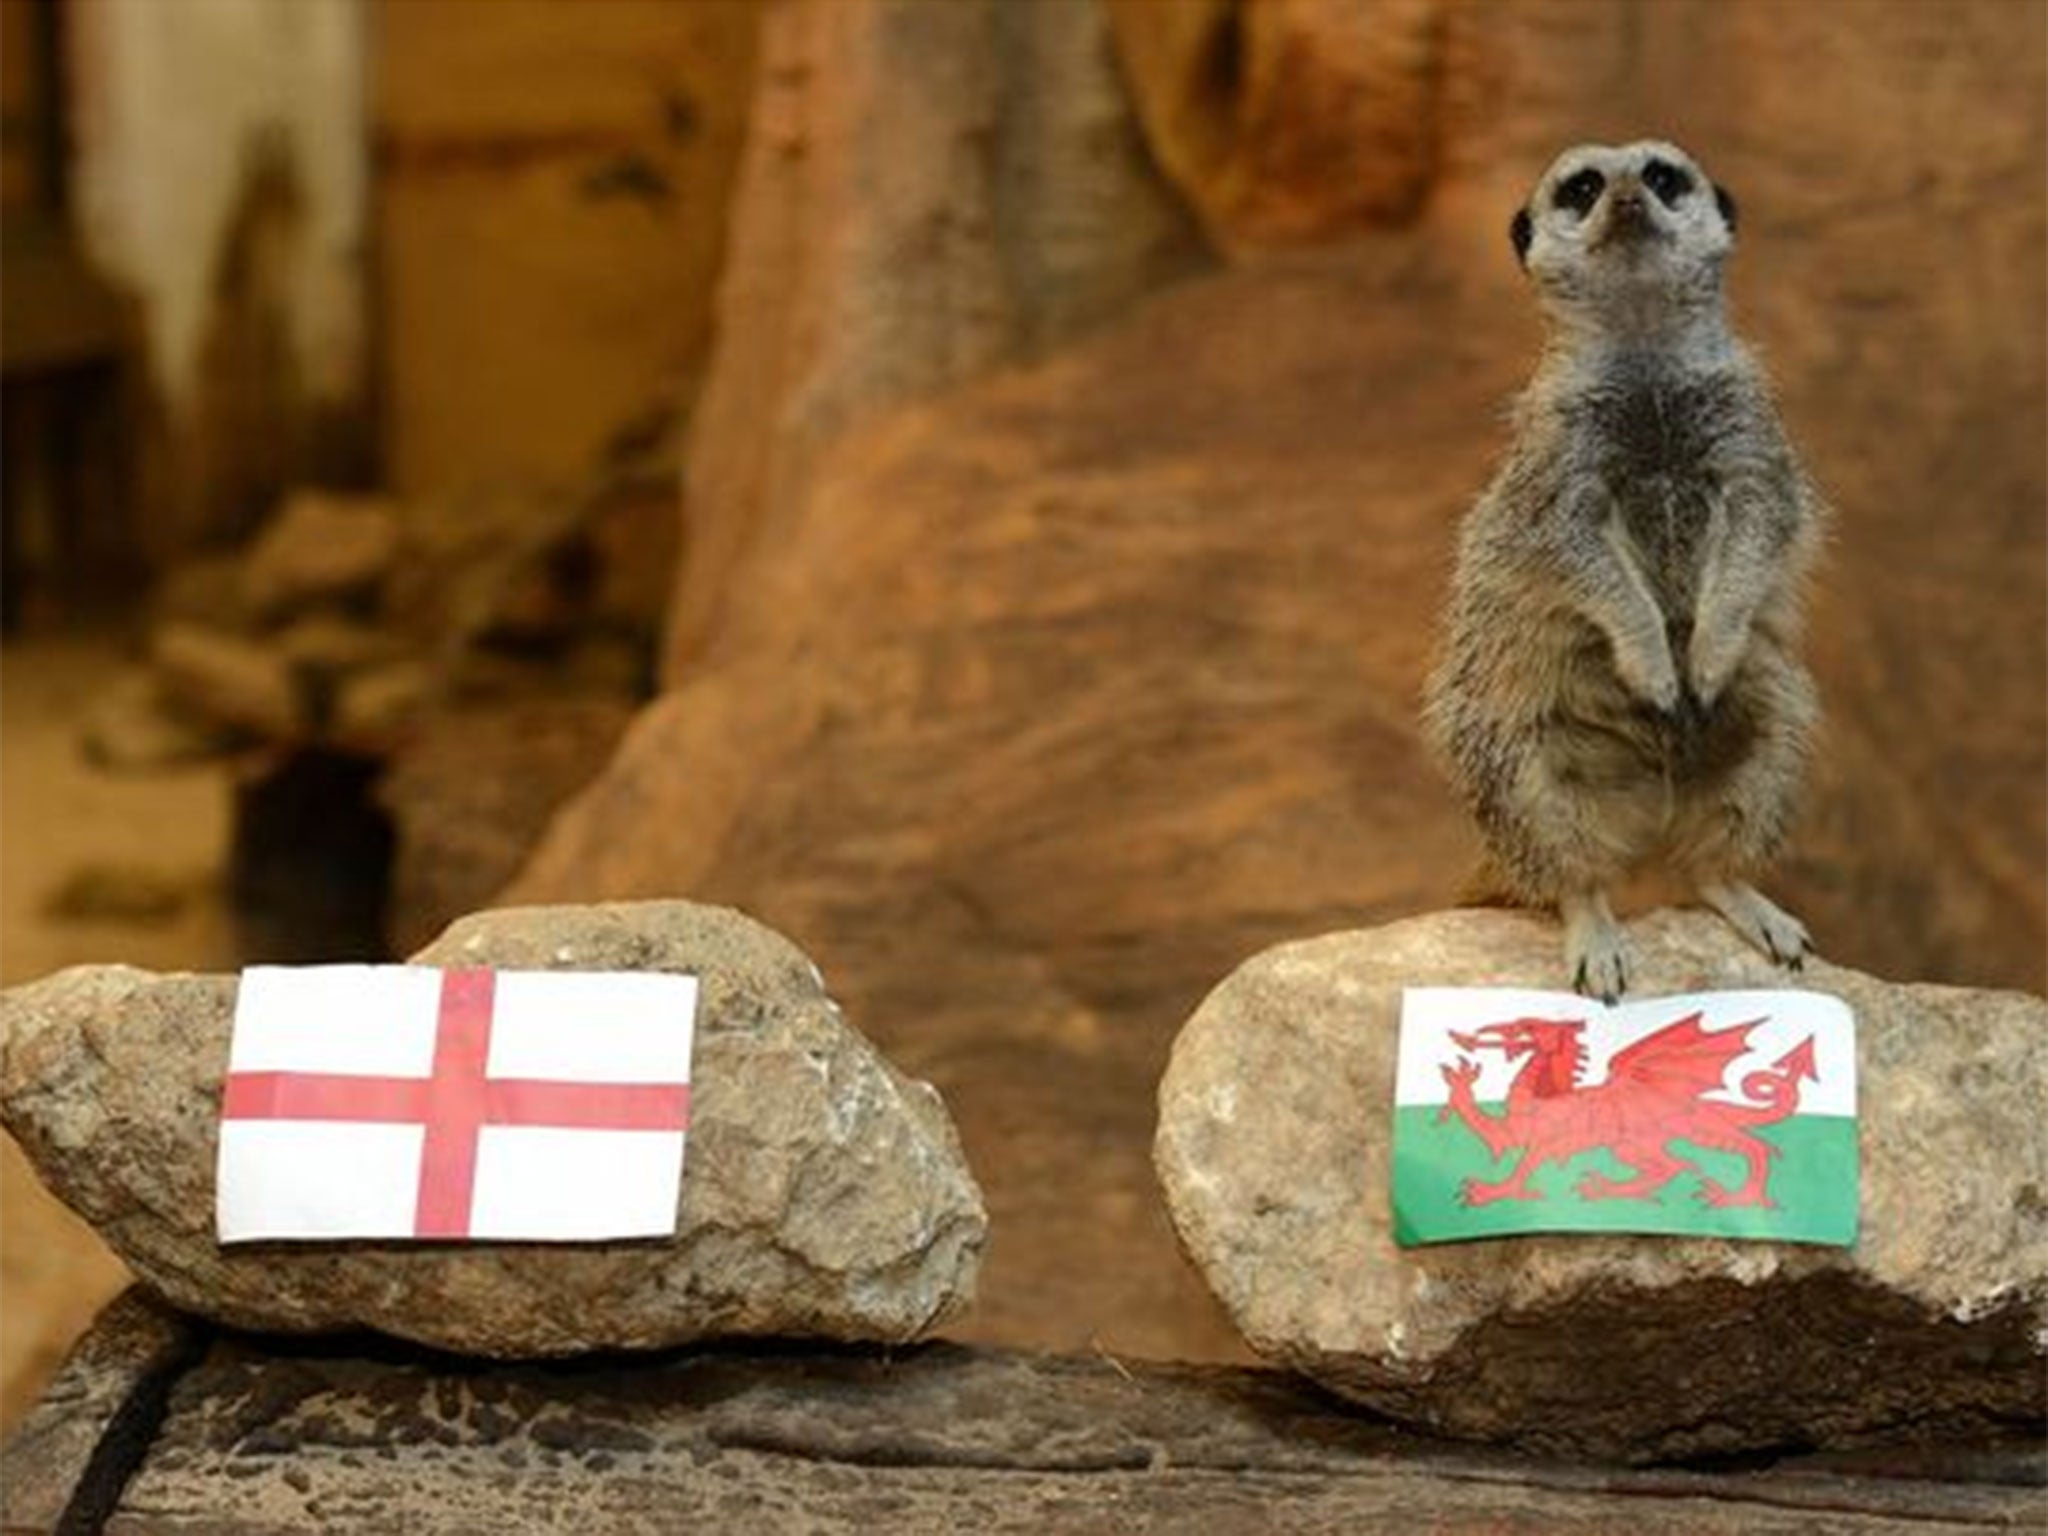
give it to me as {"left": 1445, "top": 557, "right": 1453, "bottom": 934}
{"left": 1435, "top": 1012, "right": 1817, "bottom": 1209}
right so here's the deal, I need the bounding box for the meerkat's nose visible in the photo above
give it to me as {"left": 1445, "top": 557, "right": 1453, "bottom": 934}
{"left": 1605, "top": 180, "right": 1656, "bottom": 237}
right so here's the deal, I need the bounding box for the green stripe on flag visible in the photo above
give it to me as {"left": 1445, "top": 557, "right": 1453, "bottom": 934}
{"left": 1391, "top": 1106, "right": 1857, "bottom": 1247}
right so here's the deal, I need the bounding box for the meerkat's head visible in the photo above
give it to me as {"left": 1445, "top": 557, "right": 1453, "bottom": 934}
{"left": 1510, "top": 141, "right": 1737, "bottom": 333}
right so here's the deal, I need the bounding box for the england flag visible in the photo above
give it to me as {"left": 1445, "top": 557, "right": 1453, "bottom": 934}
{"left": 216, "top": 965, "right": 699, "bottom": 1243}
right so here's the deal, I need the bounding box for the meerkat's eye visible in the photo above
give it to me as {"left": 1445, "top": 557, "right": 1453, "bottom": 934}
{"left": 1553, "top": 168, "right": 1606, "bottom": 217}
{"left": 1642, "top": 159, "right": 1694, "bottom": 207}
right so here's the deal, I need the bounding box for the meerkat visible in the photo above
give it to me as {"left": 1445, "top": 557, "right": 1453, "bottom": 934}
{"left": 1424, "top": 140, "right": 1824, "bottom": 1001}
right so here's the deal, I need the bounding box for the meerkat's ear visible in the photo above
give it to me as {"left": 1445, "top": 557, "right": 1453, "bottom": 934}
{"left": 1713, "top": 182, "right": 1739, "bottom": 234}
{"left": 1510, "top": 206, "right": 1534, "bottom": 266}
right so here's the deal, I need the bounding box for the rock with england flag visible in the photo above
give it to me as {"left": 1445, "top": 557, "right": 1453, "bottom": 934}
{"left": 1, "top": 902, "right": 986, "bottom": 1358}
{"left": 1154, "top": 907, "right": 2046, "bottom": 1460}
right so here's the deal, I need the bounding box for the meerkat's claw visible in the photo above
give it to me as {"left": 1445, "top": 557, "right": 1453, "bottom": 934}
{"left": 1562, "top": 891, "right": 1631, "bottom": 1002}
{"left": 1571, "top": 942, "right": 1629, "bottom": 1004}
{"left": 1697, "top": 880, "right": 1812, "bottom": 969}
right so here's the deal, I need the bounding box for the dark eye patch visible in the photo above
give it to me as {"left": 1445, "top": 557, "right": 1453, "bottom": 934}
{"left": 1714, "top": 183, "right": 1738, "bottom": 232}
{"left": 1553, "top": 167, "right": 1605, "bottom": 217}
{"left": 1642, "top": 158, "right": 1694, "bottom": 207}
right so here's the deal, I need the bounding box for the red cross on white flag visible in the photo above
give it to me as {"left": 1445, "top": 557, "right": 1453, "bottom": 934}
{"left": 216, "top": 966, "right": 698, "bottom": 1243}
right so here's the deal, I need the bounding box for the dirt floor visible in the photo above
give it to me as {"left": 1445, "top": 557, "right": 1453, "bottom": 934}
{"left": 0, "top": 631, "right": 236, "bottom": 1430}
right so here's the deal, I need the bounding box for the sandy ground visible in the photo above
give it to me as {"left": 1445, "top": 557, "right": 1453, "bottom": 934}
{"left": 0, "top": 632, "right": 235, "bottom": 1430}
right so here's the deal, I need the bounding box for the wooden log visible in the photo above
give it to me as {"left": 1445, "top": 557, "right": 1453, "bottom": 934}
{"left": 5, "top": 1290, "right": 2041, "bottom": 1534}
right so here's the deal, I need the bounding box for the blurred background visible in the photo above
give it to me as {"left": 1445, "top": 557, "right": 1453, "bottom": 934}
{"left": 1, "top": 0, "right": 2041, "bottom": 1430}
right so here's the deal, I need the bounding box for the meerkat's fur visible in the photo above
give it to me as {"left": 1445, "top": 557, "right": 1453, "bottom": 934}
{"left": 1425, "top": 140, "right": 1823, "bottom": 1000}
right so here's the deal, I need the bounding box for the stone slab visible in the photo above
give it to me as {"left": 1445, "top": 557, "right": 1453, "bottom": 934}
{"left": 4, "top": 1292, "right": 2039, "bottom": 1535}
{"left": 0, "top": 1292, "right": 204, "bottom": 1536}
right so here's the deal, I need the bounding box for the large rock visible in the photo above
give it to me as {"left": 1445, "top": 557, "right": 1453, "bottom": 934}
{"left": 1155, "top": 907, "right": 2048, "bottom": 1461}
{"left": 0, "top": 902, "right": 986, "bottom": 1357}
{"left": 509, "top": 243, "right": 1505, "bottom": 1365}
{"left": 510, "top": 0, "right": 2043, "bottom": 1362}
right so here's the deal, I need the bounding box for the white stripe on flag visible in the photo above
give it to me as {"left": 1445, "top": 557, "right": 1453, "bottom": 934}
{"left": 467, "top": 1127, "right": 688, "bottom": 1239}
{"left": 217, "top": 1121, "right": 426, "bottom": 1239}
{"left": 484, "top": 971, "right": 699, "bottom": 1083}
{"left": 1396, "top": 988, "right": 1856, "bottom": 1117}
{"left": 229, "top": 965, "right": 443, "bottom": 1078}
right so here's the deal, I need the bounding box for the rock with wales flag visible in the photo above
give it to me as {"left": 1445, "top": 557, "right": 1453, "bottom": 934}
{"left": 1152, "top": 909, "right": 2043, "bottom": 1461}
{"left": 1393, "top": 987, "right": 1857, "bottom": 1246}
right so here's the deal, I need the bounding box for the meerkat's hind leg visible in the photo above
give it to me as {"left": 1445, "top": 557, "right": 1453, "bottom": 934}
{"left": 1697, "top": 879, "right": 1812, "bottom": 969}
{"left": 1562, "top": 888, "right": 1631, "bottom": 1002}
{"left": 1454, "top": 850, "right": 1523, "bottom": 909}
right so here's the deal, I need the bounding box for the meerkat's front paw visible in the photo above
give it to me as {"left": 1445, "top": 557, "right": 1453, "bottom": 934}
{"left": 1569, "top": 928, "right": 1632, "bottom": 1002}
{"left": 1698, "top": 880, "right": 1813, "bottom": 969}
{"left": 1688, "top": 628, "right": 1745, "bottom": 707}
{"left": 1616, "top": 643, "right": 1682, "bottom": 714}
{"left": 1562, "top": 892, "right": 1631, "bottom": 1002}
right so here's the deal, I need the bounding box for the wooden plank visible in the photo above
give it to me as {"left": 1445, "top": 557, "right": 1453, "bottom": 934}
{"left": 3, "top": 1320, "right": 2022, "bottom": 1534}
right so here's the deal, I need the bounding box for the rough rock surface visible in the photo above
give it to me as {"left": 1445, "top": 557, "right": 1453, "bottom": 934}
{"left": 9, "top": 1301, "right": 2038, "bottom": 1536}
{"left": 0, "top": 902, "right": 986, "bottom": 1358}
{"left": 0, "top": 1292, "right": 199, "bottom": 1535}
{"left": 1156, "top": 907, "right": 2048, "bottom": 1461}
{"left": 1106, "top": 0, "right": 1446, "bottom": 247}
{"left": 665, "top": 0, "right": 1206, "bottom": 663}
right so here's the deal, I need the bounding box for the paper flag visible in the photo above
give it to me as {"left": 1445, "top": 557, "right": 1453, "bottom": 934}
{"left": 1392, "top": 987, "right": 1857, "bottom": 1248}
{"left": 216, "top": 965, "right": 698, "bottom": 1243}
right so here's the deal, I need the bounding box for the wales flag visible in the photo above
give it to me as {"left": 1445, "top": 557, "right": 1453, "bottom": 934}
{"left": 1392, "top": 988, "right": 1857, "bottom": 1247}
